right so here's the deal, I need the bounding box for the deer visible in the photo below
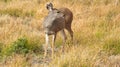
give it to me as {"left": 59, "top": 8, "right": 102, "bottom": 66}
{"left": 46, "top": 2, "right": 73, "bottom": 40}
{"left": 43, "top": 2, "right": 73, "bottom": 58}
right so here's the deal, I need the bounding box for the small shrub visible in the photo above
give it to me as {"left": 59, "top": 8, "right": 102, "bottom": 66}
{"left": 2, "top": 37, "right": 29, "bottom": 56}
{"left": 2, "top": 37, "right": 44, "bottom": 56}
{"left": 12, "top": 37, "right": 29, "bottom": 54}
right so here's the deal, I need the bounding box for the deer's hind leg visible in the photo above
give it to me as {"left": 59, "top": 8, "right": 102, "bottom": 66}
{"left": 65, "top": 24, "right": 73, "bottom": 41}
{"left": 60, "top": 29, "right": 67, "bottom": 52}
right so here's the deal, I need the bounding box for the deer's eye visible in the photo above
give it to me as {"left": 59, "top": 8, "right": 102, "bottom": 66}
{"left": 57, "top": 11, "right": 60, "bottom": 13}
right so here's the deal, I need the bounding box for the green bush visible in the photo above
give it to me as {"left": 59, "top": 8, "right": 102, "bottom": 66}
{"left": 2, "top": 38, "right": 29, "bottom": 56}
{"left": 2, "top": 37, "right": 43, "bottom": 56}
{"left": 12, "top": 37, "right": 29, "bottom": 54}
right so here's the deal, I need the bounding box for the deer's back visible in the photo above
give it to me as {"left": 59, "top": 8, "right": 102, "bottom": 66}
{"left": 58, "top": 8, "right": 73, "bottom": 25}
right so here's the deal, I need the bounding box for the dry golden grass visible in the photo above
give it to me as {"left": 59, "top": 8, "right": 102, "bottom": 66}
{"left": 0, "top": 0, "right": 120, "bottom": 67}
{"left": 0, "top": 54, "right": 27, "bottom": 67}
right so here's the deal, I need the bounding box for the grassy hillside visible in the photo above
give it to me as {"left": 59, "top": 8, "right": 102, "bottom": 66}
{"left": 0, "top": 0, "right": 120, "bottom": 67}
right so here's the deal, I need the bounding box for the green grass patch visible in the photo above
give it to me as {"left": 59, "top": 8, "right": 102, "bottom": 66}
{"left": 0, "top": 42, "right": 3, "bottom": 53}
{"left": 0, "top": 0, "right": 12, "bottom": 2}
{"left": 1, "top": 37, "right": 43, "bottom": 56}
{"left": 0, "top": 8, "right": 36, "bottom": 18}
{"left": 103, "top": 38, "right": 120, "bottom": 55}
{"left": 2, "top": 37, "right": 29, "bottom": 56}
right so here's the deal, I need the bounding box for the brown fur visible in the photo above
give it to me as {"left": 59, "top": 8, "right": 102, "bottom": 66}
{"left": 58, "top": 8, "right": 73, "bottom": 40}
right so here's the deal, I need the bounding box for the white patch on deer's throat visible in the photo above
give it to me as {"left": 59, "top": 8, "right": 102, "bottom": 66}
{"left": 49, "top": 7, "right": 53, "bottom": 11}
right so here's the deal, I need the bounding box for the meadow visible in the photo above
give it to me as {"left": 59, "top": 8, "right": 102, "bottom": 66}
{"left": 0, "top": 0, "right": 120, "bottom": 67}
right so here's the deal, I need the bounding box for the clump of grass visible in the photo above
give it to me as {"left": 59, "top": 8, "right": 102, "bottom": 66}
{"left": 49, "top": 45, "right": 102, "bottom": 67}
{"left": 26, "top": 36, "right": 44, "bottom": 54}
{"left": 103, "top": 38, "right": 120, "bottom": 55}
{"left": 0, "top": 42, "right": 3, "bottom": 53}
{"left": 0, "top": 8, "right": 36, "bottom": 18}
{"left": 0, "top": 54, "right": 28, "bottom": 67}
{"left": 103, "top": 0, "right": 112, "bottom": 5}
{"left": 0, "top": 0, "right": 12, "bottom": 3}
{"left": 106, "top": 10, "right": 118, "bottom": 22}
{"left": 0, "top": 42, "right": 4, "bottom": 60}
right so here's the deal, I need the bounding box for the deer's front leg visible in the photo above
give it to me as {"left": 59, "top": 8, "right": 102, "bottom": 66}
{"left": 51, "top": 33, "right": 56, "bottom": 58}
{"left": 44, "top": 34, "right": 49, "bottom": 58}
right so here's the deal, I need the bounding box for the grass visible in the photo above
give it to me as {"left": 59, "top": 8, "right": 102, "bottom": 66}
{"left": 0, "top": 0, "right": 120, "bottom": 67}
{"left": 0, "top": 8, "right": 36, "bottom": 17}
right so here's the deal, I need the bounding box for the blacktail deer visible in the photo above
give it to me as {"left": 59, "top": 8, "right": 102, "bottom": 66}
{"left": 43, "top": 2, "right": 73, "bottom": 58}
